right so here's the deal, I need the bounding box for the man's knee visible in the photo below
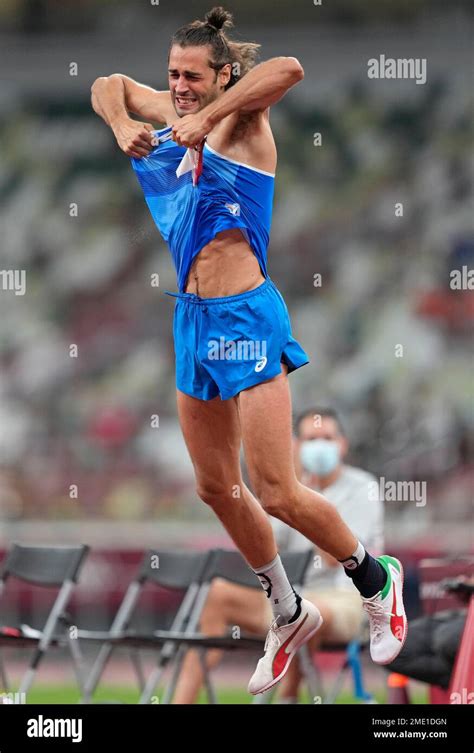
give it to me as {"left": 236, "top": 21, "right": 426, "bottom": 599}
{"left": 201, "top": 579, "right": 229, "bottom": 619}
{"left": 258, "top": 480, "right": 298, "bottom": 522}
{"left": 196, "top": 478, "right": 235, "bottom": 507}
{"left": 208, "top": 578, "right": 232, "bottom": 605}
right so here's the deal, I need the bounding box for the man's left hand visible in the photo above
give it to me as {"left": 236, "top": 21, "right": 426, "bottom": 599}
{"left": 172, "top": 114, "right": 209, "bottom": 148}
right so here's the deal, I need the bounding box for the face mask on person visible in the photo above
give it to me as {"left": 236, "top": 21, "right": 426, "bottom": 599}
{"left": 300, "top": 439, "right": 340, "bottom": 476}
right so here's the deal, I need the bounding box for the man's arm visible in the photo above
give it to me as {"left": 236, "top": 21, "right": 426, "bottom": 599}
{"left": 203, "top": 56, "right": 303, "bottom": 127}
{"left": 91, "top": 74, "right": 172, "bottom": 157}
{"left": 172, "top": 57, "right": 303, "bottom": 148}
{"left": 92, "top": 74, "right": 172, "bottom": 123}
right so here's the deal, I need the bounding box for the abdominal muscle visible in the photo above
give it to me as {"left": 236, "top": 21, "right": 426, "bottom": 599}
{"left": 184, "top": 228, "right": 265, "bottom": 298}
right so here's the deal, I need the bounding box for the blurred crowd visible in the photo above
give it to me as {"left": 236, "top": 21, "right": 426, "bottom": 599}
{"left": 0, "top": 67, "right": 472, "bottom": 534}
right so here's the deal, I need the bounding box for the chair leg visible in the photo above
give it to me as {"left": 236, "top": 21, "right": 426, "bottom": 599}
{"left": 18, "top": 665, "right": 36, "bottom": 696}
{"left": 138, "top": 586, "right": 204, "bottom": 705}
{"left": 81, "top": 643, "right": 116, "bottom": 703}
{"left": 138, "top": 659, "right": 169, "bottom": 704}
{"left": 18, "top": 581, "right": 75, "bottom": 697}
{"left": 324, "top": 658, "right": 349, "bottom": 704}
{"left": 160, "top": 583, "right": 213, "bottom": 705}
{"left": 82, "top": 580, "right": 143, "bottom": 702}
{"left": 299, "top": 644, "right": 322, "bottom": 702}
{"left": 66, "top": 635, "right": 88, "bottom": 698}
{"left": 160, "top": 644, "right": 188, "bottom": 704}
{"left": 129, "top": 650, "right": 146, "bottom": 693}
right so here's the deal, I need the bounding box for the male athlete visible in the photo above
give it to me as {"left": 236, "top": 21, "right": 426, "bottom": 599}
{"left": 91, "top": 6, "right": 407, "bottom": 694}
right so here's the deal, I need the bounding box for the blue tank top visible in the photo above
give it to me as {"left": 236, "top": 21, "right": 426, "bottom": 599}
{"left": 131, "top": 125, "right": 275, "bottom": 292}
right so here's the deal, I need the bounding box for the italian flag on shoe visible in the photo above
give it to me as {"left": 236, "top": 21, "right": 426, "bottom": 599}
{"left": 247, "top": 598, "right": 323, "bottom": 695}
{"left": 362, "top": 555, "right": 408, "bottom": 665}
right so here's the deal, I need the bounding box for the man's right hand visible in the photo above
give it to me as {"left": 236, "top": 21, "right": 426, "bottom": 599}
{"left": 111, "top": 117, "right": 155, "bottom": 158}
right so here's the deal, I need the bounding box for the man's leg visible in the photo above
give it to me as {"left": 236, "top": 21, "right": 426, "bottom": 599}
{"left": 239, "top": 364, "right": 407, "bottom": 666}
{"left": 238, "top": 367, "right": 358, "bottom": 559}
{"left": 177, "top": 389, "right": 304, "bottom": 623}
{"left": 176, "top": 389, "right": 276, "bottom": 568}
{"left": 172, "top": 580, "right": 268, "bottom": 704}
{"left": 177, "top": 388, "right": 321, "bottom": 695}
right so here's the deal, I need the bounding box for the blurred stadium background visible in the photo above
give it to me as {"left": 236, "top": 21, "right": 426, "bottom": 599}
{"left": 0, "top": 0, "right": 472, "bottom": 703}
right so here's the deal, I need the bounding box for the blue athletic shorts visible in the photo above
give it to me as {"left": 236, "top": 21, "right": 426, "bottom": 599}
{"left": 164, "top": 278, "right": 309, "bottom": 401}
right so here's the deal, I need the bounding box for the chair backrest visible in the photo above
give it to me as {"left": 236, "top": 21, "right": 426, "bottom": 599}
{"left": 204, "top": 549, "right": 257, "bottom": 588}
{"left": 0, "top": 544, "right": 89, "bottom": 587}
{"left": 204, "top": 548, "right": 314, "bottom": 589}
{"left": 137, "top": 549, "right": 212, "bottom": 591}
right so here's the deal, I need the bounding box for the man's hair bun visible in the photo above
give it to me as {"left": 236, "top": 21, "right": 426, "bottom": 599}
{"left": 204, "top": 6, "right": 234, "bottom": 32}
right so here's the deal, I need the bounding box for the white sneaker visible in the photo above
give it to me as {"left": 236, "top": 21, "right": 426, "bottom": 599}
{"left": 362, "top": 555, "right": 408, "bottom": 665}
{"left": 247, "top": 598, "right": 323, "bottom": 695}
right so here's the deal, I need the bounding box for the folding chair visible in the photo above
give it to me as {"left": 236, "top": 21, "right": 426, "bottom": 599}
{"left": 161, "top": 547, "right": 314, "bottom": 704}
{"left": 0, "top": 543, "right": 89, "bottom": 697}
{"left": 79, "top": 548, "right": 312, "bottom": 704}
{"left": 80, "top": 548, "right": 214, "bottom": 703}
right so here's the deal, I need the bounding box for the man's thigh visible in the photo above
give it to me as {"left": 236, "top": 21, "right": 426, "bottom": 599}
{"left": 238, "top": 363, "right": 297, "bottom": 496}
{"left": 176, "top": 390, "right": 242, "bottom": 487}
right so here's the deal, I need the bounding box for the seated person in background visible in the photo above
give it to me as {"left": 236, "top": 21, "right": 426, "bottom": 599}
{"left": 172, "top": 407, "right": 384, "bottom": 704}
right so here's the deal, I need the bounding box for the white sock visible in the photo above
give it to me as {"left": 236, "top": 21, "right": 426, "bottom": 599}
{"left": 339, "top": 541, "right": 366, "bottom": 571}
{"left": 251, "top": 553, "right": 301, "bottom": 626}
